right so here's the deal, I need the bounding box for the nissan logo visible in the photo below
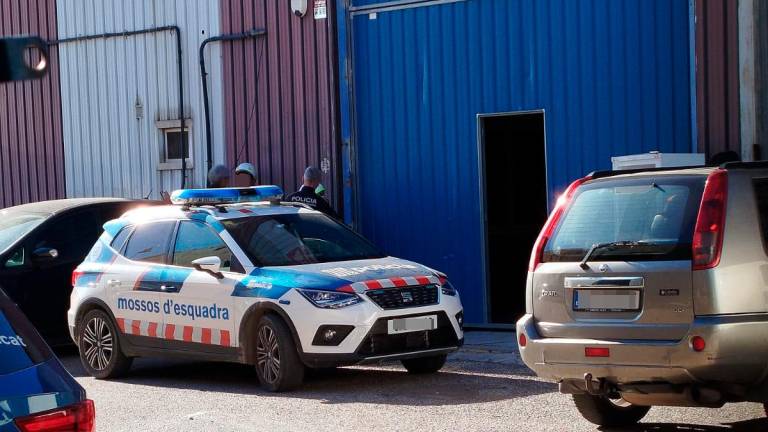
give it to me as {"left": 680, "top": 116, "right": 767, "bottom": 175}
{"left": 401, "top": 291, "right": 413, "bottom": 303}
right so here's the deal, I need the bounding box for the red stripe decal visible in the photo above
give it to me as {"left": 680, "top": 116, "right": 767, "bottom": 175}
{"left": 147, "top": 322, "right": 158, "bottom": 338}
{"left": 364, "top": 280, "right": 383, "bottom": 290}
{"left": 220, "top": 330, "right": 231, "bottom": 347}
{"left": 131, "top": 320, "right": 142, "bottom": 335}
{"left": 164, "top": 324, "right": 176, "bottom": 340}
{"left": 390, "top": 277, "right": 408, "bottom": 287}
{"left": 183, "top": 326, "right": 193, "bottom": 342}
{"left": 201, "top": 328, "right": 212, "bottom": 345}
{"left": 116, "top": 318, "right": 125, "bottom": 333}
{"left": 336, "top": 285, "right": 355, "bottom": 293}
{"left": 415, "top": 276, "right": 431, "bottom": 285}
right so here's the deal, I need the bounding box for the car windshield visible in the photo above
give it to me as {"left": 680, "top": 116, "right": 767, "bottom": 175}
{"left": 0, "top": 212, "right": 47, "bottom": 255}
{"left": 0, "top": 289, "right": 51, "bottom": 375}
{"left": 543, "top": 176, "right": 706, "bottom": 263}
{"left": 222, "top": 213, "right": 384, "bottom": 266}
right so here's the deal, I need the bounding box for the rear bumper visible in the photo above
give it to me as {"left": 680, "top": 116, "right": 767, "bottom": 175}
{"left": 516, "top": 313, "right": 768, "bottom": 386}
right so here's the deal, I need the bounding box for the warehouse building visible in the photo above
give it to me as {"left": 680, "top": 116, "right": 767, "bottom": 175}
{"left": 335, "top": 0, "right": 768, "bottom": 325}
{"left": 1, "top": 0, "right": 766, "bottom": 326}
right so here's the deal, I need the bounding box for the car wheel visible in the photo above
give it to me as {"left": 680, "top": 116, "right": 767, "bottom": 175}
{"left": 764, "top": 402, "right": 767, "bottom": 417}
{"left": 78, "top": 309, "right": 132, "bottom": 379}
{"left": 401, "top": 354, "right": 447, "bottom": 374}
{"left": 572, "top": 394, "right": 650, "bottom": 427}
{"left": 254, "top": 314, "right": 304, "bottom": 392}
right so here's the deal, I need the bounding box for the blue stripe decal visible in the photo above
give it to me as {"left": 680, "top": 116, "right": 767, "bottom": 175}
{"left": 134, "top": 267, "right": 194, "bottom": 292}
{"left": 232, "top": 268, "right": 352, "bottom": 299}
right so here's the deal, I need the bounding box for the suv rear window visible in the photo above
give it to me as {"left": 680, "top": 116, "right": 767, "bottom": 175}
{"left": 543, "top": 176, "right": 706, "bottom": 263}
{"left": 0, "top": 289, "right": 51, "bottom": 375}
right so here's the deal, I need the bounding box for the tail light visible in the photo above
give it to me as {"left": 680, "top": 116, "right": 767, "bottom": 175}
{"left": 690, "top": 336, "right": 706, "bottom": 352}
{"left": 71, "top": 269, "right": 84, "bottom": 287}
{"left": 585, "top": 347, "right": 610, "bottom": 358}
{"left": 529, "top": 176, "right": 591, "bottom": 271}
{"left": 14, "top": 400, "right": 95, "bottom": 432}
{"left": 692, "top": 169, "right": 728, "bottom": 270}
{"left": 518, "top": 332, "right": 527, "bottom": 347}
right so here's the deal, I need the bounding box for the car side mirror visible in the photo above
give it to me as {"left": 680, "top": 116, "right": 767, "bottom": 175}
{"left": 191, "top": 256, "right": 224, "bottom": 279}
{"left": 32, "top": 247, "right": 58, "bottom": 263}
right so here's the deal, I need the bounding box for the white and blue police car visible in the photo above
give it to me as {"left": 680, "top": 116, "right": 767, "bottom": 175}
{"left": 68, "top": 186, "right": 464, "bottom": 391}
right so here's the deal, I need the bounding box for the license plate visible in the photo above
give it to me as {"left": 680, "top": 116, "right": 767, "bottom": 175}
{"left": 573, "top": 289, "right": 641, "bottom": 312}
{"left": 387, "top": 315, "right": 437, "bottom": 335}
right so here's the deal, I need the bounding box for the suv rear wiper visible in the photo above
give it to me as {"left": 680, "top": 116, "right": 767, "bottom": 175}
{"left": 579, "top": 241, "right": 650, "bottom": 270}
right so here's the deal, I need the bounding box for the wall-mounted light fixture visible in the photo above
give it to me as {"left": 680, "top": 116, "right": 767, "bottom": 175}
{"left": 290, "top": 0, "right": 307, "bottom": 17}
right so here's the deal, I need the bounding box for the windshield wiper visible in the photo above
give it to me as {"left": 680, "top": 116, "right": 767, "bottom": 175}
{"left": 579, "top": 241, "right": 651, "bottom": 270}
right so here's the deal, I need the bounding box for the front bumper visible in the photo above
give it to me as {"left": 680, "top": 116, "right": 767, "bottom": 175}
{"left": 278, "top": 288, "right": 464, "bottom": 367}
{"left": 516, "top": 313, "right": 768, "bottom": 386}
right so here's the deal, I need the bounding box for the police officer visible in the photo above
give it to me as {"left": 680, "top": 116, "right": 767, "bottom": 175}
{"left": 207, "top": 164, "right": 230, "bottom": 188}
{"left": 286, "top": 166, "right": 339, "bottom": 219}
{"left": 235, "top": 162, "right": 258, "bottom": 186}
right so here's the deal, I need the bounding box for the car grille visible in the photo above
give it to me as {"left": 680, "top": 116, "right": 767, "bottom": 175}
{"left": 356, "top": 311, "right": 459, "bottom": 357}
{"left": 366, "top": 284, "right": 438, "bottom": 310}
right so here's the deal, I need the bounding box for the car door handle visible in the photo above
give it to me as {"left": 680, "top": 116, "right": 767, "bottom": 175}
{"left": 160, "top": 285, "right": 178, "bottom": 293}
{"left": 106, "top": 279, "right": 121, "bottom": 288}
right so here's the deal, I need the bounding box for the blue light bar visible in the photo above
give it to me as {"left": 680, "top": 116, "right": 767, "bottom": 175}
{"left": 170, "top": 186, "right": 284, "bottom": 205}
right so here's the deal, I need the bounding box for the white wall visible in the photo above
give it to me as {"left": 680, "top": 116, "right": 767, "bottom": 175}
{"left": 57, "top": 0, "right": 225, "bottom": 199}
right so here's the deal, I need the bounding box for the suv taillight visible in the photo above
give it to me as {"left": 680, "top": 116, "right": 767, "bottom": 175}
{"left": 71, "top": 269, "right": 84, "bottom": 287}
{"left": 14, "top": 400, "right": 95, "bottom": 432}
{"left": 529, "top": 176, "right": 591, "bottom": 271}
{"left": 692, "top": 169, "right": 728, "bottom": 270}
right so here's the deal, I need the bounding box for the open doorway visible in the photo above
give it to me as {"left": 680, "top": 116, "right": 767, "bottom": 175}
{"left": 480, "top": 111, "right": 548, "bottom": 324}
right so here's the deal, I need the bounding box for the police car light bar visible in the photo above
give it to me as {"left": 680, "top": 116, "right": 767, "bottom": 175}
{"left": 170, "top": 186, "right": 284, "bottom": 205}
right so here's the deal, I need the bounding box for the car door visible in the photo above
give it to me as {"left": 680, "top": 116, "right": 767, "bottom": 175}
{"left": 160, "top": 220, "right": 238, "bottom": 352}
{"left": 9, "top": 209, "right": 101, "bottom": 342}
{"left": 103, "top": 220, "right": 176, "bottom": 349}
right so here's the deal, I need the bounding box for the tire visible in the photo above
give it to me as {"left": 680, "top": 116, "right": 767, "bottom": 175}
{"left": 254, "top": 314, "right": 305, "bottom": 392}
{"left": 77, "top": 309, "right": 132, "bottom": 379}
{"left": 401, "top": 354, "right": 447, "bottom": 374}
{"left": 572, "top": 394, "right": 650, "bottom": 427}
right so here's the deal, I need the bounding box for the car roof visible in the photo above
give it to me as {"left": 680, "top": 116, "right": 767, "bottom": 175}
{"left": 118, "top": 201, "right": 319, "bottom": 224}
{"left": 0, "top": 198, "right": 140, "bottom": 217}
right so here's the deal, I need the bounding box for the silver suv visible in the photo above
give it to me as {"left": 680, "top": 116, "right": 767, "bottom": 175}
{"left": 517, "top": 162, "right": 768, "bottom": 427}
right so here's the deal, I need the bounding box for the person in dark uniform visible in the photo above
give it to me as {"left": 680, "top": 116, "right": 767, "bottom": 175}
{"left": 286, "top": 166, "right": 339, "bottom": 219}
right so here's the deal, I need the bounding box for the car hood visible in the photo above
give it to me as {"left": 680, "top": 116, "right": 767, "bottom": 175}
{"left": 234, "top": 257, "right": 442, "bottom": 298}
{"left": 0, "top": 358, "right": 84, "bottom": 427}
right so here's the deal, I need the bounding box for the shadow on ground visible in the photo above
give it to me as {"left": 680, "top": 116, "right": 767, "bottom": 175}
{"left": 601, "top": 418, "right": 768, "bottom": 432}
{"left": 58, "top": 353, "right": 554, "bottom": 407}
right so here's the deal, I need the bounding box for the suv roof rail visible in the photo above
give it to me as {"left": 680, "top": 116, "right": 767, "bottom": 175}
{"left": 720, "top": 160, "right": 768, "bottom": 170}
{"left": 588, "top": 164, "right": 711, "bottom": 180}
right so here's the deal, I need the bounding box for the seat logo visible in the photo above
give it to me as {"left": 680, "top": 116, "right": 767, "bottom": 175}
{"left": 401, "top": 291, "right": 414, "bottom": 303}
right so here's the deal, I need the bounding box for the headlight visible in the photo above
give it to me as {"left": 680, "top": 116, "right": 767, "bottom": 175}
{"left": 297, "top": 289, "right": 363, "bottom": 309}
{"left": 441, "top": 280, "right": 458, "bottom": 296}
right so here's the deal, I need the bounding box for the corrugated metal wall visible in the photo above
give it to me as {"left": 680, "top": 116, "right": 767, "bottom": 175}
{"left": 0, "top": 0, "right": 65, "bottom": 208}
{"left": 695, "top": 0, "right": 740, "bottom": 158}
{"left": 56, "top": 0, "right": 224, "bottom": 199}
{"left": 220, "top": 0, "right": 340, "bottom": 204}
{"left": 340, "top": 0, "right": 693, "bottom": 323}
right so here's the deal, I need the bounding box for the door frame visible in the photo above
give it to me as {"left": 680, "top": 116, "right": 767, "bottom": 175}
{"left": 476, "top": 109, "right": 548, "bottom": 326}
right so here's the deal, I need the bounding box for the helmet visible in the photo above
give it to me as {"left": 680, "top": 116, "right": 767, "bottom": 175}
{"left": 235, "top": 162, "right": 257, "bottom": 179}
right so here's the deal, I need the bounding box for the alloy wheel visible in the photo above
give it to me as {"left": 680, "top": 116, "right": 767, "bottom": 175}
{"left": 256, "top": 325, "right": 281, "bottom": 384}
{"left": 82, "top": 317, "right": 113, "bottom": 371}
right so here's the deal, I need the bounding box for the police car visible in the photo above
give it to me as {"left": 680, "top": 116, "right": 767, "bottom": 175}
{"left": 68, "top": 186, "right": 464, "bottom": 391}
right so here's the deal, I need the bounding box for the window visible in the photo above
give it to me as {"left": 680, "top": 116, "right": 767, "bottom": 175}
{"left": 110, "top": 226, "right": 134, "bottom": 253}
{"left": 543, "top": 176, "right": 706, "bottom": 263}
{"left": 124, "top": 221, "right": 176, "bottom": 264}
{"left": 0, "top": 212, "right": 46, "bottom": 256}
{"left": 0, "top": 290, "right": 52, "bottom": 374}
{"left": 32, "top": 211, "right": 100, "bottom": 263}
{"left": 222, "top": 213, "right": 384, "bottom": 267}
{"left": 172, "top": 221, "right": 236, "bottom": 272}
{"left": 753, "top": 178, "right": 768, "bottom": 250}
{"left": 156, "top": 119, "right": 193, "bottom": 170}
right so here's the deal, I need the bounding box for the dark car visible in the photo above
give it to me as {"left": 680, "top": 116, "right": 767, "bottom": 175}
{"left": 0, "top": 199, "right": 157, "bottom": 344}
{"left": 0, "top": 288, "right": 94, "bottom": 432}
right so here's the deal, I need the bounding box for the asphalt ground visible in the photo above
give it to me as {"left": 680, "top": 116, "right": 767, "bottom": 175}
{"left": 55, "top": 332, "right": 768, "bottom": 432}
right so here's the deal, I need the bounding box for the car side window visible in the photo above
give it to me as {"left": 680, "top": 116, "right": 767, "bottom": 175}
{"left": 4, "top": 248, "right": 24, "bottom": 268}
{"left": 172, "top": 221, "right": 236, "bottom": 272}
{"left": 110, "top": 226, "right": 133, "bottom": 253}
{"left": 123, "top": 221, "right": 176, "bottom": 264}
{"left": 31, "top": 210, "right": 100, "bottom": 263}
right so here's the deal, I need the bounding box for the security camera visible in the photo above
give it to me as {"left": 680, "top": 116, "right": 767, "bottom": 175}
{"left": 291, "top": 0, "right": 307, "bottom": 17}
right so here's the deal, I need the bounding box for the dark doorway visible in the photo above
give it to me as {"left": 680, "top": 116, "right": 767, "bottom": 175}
{"left": 481, "top": 112, "right": 548, "bottom": 324}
